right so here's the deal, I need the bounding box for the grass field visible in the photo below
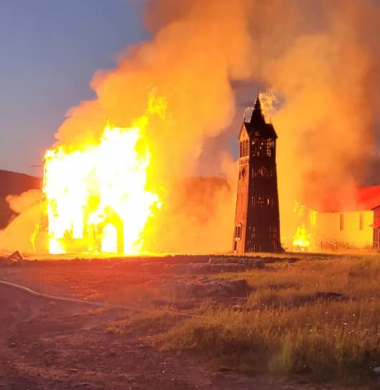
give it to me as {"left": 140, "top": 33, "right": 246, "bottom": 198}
{"left": 108, "top": 254, "right": 380, "bottom": 386}
{"left": 5, "top": 252, "right": 380, "bottom": 387}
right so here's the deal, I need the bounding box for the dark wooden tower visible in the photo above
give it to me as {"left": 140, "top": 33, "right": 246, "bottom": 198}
{"left": 232, "top": 97, "right": 281, "bottom": 253}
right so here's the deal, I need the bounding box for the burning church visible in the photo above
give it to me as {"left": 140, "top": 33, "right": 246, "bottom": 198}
{"left": 232, "top": 97, "right": 281, "bottom": 254}
{"left": 40, "top": 116, "right": 162, "bottom": 256}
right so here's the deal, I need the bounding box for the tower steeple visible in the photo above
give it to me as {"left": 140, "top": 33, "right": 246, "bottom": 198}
{"left": 244, "top": 96, "right": 266, "bottom": 126}
{"left": 249, "top": 97, "right": 265, "bottom": 125}
{"left": 232, "top": 95, "right": 281, "bottom": 254}
{"left": 254, "top": 96, "right": 261, "bottom": 111}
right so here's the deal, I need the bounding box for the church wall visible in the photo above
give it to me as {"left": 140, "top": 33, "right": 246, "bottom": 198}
{"left": 315, "top": 210, "right": 373, "bottom": 248}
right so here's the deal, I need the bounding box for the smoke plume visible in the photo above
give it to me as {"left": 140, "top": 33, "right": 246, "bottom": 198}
{"left": 257, "top": 0, "right": 380, "bottom": 242}
{"left": 0, "top": 190, "right": 42, "bottom": 254}
{"left": 43, "top": 0, "right": 380, "bottom": 252}
{"left": 2, "top": 0, "right": 380, "bottom": 254}
{"left": 52, "top": 0, "right": 255, "bottom": 253}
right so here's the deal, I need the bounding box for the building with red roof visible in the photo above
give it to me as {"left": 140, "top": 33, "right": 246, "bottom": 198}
{"left": 308, "top": 186, "right": 380, "bottom": 250}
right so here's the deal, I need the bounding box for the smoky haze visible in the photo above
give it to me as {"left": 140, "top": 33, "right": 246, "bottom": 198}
{"left": 1, "top": 0, "right": 380, "bottom": 253}
{"left": 261, "top": 0, "right": 380, "bottom": 241}
{"left": 0, "top": 190, "right": 41, "bottom": 253}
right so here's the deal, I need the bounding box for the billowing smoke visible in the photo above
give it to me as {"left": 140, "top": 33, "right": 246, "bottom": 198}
{"left": 256, "top": 0, "right": 380, "bottom": 241}
{"left": 52, "top": 0, "right": 255, "bottom": 253}
{"left": 2, "top": 0, "right": 380, "bottom": 254}
{"left": 0, "top": 190, "right": 42, "bottom": 254}
{"left": 31, "top": 0, "right": 380, "bottom": 252}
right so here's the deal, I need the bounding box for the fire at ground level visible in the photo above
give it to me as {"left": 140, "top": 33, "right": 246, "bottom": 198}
{"left": 38, "top": 100, "right": 311, "bottom": 258}
{"left": 8, "top": 98, "right": 379, "bottom": 256}
{"left": 3, "top": 170, "right": 380, "bottom": 256}
{"left": 26, "top": 197, "right": 380, "bottom": 258}
{"left": 36, "top": 198, "right": 380, "bottom": 257}
{"left": 35, "top": 168, "right": 380, "bottom": 256}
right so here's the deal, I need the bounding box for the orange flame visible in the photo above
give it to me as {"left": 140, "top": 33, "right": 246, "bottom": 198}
{"left": 292, "top": 200, "right": 318, "bottom": 251}
{"left": 42, "top": 98, "right": 163, "bottom": 255}
{"left": 292, "top": 224, "right": 311, "bottom": 251}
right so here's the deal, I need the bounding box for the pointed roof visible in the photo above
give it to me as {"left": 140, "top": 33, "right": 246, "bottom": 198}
{"left": 242, "top": 96, "right": 277, "bottom": 139}
{"left": 250, "top": 97, "right": 265, "bottom": 125}
{"left": 254, "top": 96, "right": 261, "bottom": 110}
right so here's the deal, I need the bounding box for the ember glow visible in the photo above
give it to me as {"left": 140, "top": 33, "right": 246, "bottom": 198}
{"left": 293, "top": 224, "right": 311, "bottom": 251}
{"left": 42, "top": 105, "right": 162, "bottom": 255}
{"left": 292, "top": 201, "right": 318, "bottom": 252}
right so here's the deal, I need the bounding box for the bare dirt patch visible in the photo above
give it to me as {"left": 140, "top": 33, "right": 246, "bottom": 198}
{"left": 0, "top": 254, "right": 374, "bottom": 389}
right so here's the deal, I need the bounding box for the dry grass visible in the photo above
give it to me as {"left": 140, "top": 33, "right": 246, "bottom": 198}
{"left": 156, "top": 255, "right": 380, "bottom": 385}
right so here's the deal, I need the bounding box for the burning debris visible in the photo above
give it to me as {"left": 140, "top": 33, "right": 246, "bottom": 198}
{"left": 8, "top": 251, "right": 23, "bottom": 261}
{"left": 41, "top": 98, "right": 164, "bottom": 255}
{"left": 292, "top": 224, "right": 311, "bottom": 252}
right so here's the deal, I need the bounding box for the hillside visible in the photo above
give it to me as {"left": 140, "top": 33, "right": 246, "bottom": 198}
{"left": 0, "top": 170, "right": 42, "bottom": 197}
{"left": 0, "top": 170, "right": 42, "bottom": 229}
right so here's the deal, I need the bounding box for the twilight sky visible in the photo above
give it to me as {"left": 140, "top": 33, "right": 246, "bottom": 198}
{"left": 0, "top": 0, "right": 147, "bottom": 175}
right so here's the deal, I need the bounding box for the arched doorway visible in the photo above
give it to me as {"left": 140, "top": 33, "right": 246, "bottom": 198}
{"left": 96, "top": 207, "right": 124, "bottom": 254}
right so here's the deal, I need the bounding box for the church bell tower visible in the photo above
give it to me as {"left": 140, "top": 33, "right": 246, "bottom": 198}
{"left": 233, "top": 97, "right": 281, "bottom": 253}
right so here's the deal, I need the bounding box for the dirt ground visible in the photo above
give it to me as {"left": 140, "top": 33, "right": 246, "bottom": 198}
{"left": 0, "top": 258, "right": 333, "bottom": 390}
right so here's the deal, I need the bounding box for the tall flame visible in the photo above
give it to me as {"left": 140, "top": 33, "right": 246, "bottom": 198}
{"left": 292, "top": 201, "right": 318, "bottom": 252}
{"left": 293, "top": 224, "right": 311, "bottom": 251}
{"left": 42, "top": 100, "right": 162, "bottom": 255}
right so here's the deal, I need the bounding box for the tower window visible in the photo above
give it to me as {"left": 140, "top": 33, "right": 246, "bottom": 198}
{"left": 239, "top": 140, "right": 249, "bottom": 157}
{"left": 252, "top": 138, "right": 267, "bottom": 157}
{"left": 258, "top": 167, "right": 267, "bottom": 177}
{"left": 267, "top": 139, "right": 275, "bottom": 157}
{"left": 252, "top": 166, "right": 273, "bottom": 179}
{"left": 271, "top": 226, "right": 278, "bottom": 239}
{"left": 235, "top": 224, "right": 242, "bottom": 239}
{"left": 239, "top": 168, "right": 246, "bottom": 180}
{"left": 257, "top": 197, "right": 266, "bottom": 207}
{"left": 252, "top": 196, "right": 271, "bottom": 208}
{"left": 250, "top": 225, "right": 256, "bottom": 239}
